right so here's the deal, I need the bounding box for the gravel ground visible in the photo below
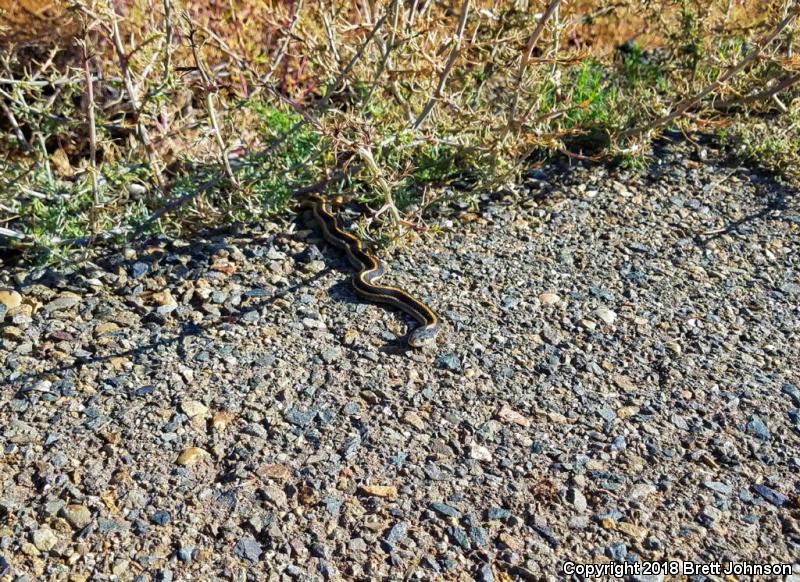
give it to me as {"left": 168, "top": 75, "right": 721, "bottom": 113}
{"left": 1, "top": 142, "right": 799, "bottom": 582}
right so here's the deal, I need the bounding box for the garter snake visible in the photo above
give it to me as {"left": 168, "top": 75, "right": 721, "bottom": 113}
{"left": 302, "top": 194, "right": 442, "bottom": 348}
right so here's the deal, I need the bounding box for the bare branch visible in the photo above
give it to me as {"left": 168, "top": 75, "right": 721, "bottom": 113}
{"left": 412, "top": 0, "right": 471, "bottom": 130}
{"left": 502, "top": 0, "right": 563, "bottom": 141}
{"left": 714, "top": 71, "right": 800, "bottom": 111}
{"left": 102, "top": 0, "right": 166, "bottom": 193}
{"left": 621, "top": 7, "right": 800, "bottom": 139}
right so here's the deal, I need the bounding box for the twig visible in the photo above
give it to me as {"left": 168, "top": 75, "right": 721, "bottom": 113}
{"left": 357, "top": 145, "right": 400, "bottom": 223}
{"left": 412, "top": 0, "right": 471, "bottom": 130}
{"left": 318, "top": 0, "right": 341, "bottom": 66}
{"left": 250, "top": 8, "right": 391, "bottom": 161}
{"left": 135, "top": 173, "right": 342, "bottom": 236}
{"left": 80, "top": 32, "right": 100, "bottom": 242}
{"left": 102, "top": 0, "right": 166, "bottom": 193}
{"left": 267, "top": 0, "right": 305, "bottom": 83}
{"left": 0, "top": 226, "right": 28, "bottom": 240}
{"left": 186, "top": 18, "right": 239, "bottom": 189}
{"left": 621, "top": 7, "right": 800, "bottom": 139}
{"left": 502, "top": 0, "right": 563, "bottom": 141}
{"left": 714, "top": 71, "right": 800, "bottom": 111}
{"left": 0, "top": 99, "right": 29, "bottom": 150}
{"left": 162, "top": 0, "right": 174, "bottom": 79}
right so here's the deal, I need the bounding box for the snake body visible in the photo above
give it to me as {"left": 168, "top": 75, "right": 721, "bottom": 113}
{"left": 304, "top": 194, "right": 442, "bottom": 348}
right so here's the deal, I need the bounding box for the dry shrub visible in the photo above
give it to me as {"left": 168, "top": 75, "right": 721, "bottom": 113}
{"left": 0, "top": 0, "right": 798, "bottom": 253}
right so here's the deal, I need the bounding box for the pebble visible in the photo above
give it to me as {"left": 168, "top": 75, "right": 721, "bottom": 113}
{"left": 496, "top": 405, "right": 531, "bottom": 427}
{"left": 752, "top": 484, "right": 788, "bottom": 507}
{"left": 360, "top": 485, "right": 397, "bottom": 499}
{"left": 32, "top": 528, "right": 58, "bottom": 552}
{"left": 59, "top": 504, "right": 92, "bottom": 530}
{"left": 595, "top": 307, "right": 617, "bottom": 325}
{"left": 745, "top": 414, "right": 769, "bottom": 440}
{"left": 567, "top": 488, "right": 587, "bottom": 513}
{"left": 436, "top": 353, "right": 462, "bottom": 372}
{"left": 385, "top": 522, "right": 407, "bottom": 545}
{"left": 430, "top": 502, "right": 462, "bottom": 519}
{"left": 539, "top": 292, "right": 561, "bottom": 305}
{"left": 152, "top": 511, "right": 170, "bottom": 525}
{"left": 628, "top": 483, "right": 656, "bottom": 501}
{"left": 176, "top": 447, "right": 207, "bottom": 466}
{"left": 234, "top": 537, "right": 262, "bottom": 563}
{"left": 181, "top": 400, "right": 209, "bottom": 418}
{"left": 703, "top": 481, "right": 732, "bottom": 495}
{"left": 0, "top": 289, "right": 22, "bottom": 316}
{"left": 45, "top": 293, "right": 80, "bottom": 312}
{"left": 469, "top": 444, "right": 493, "bottom": 462}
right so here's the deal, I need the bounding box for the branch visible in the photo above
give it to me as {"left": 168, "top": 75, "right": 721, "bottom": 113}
{"left": 714, "top": 71, "right": 800, "bottom": 111}
{"left": 620, "top": 7, "right": 800, "bottom": 139}
{"left": 103, "top": 0, "right": 167, "bottom": 193}
{"left": 412, "top": 0, "right": 471, "bottom": 130}
{"left": 186, "top": 18, "right": 239, "bottom": 189}
{"left": 502, "top": 0, "right": 563, "bottom": 140}
{"left": 80, "top": 33, "right": 100, "bottom": 242}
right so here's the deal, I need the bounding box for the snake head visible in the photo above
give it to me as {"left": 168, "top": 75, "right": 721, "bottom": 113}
{"left": 408, "top": 324, "right": 441, "bottom": 348}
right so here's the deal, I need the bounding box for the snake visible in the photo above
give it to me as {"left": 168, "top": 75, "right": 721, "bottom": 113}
{"left": 302, "top": 194, "right": 442, "bottom": 348}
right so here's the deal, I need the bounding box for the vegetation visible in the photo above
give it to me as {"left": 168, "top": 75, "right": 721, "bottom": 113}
{"left": 0, "top": 0, "right": 798, "bottom": 261}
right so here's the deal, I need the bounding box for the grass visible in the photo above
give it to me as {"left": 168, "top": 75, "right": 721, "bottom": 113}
{"left": 0, "top": 0, "right": 798, "bottom": 264}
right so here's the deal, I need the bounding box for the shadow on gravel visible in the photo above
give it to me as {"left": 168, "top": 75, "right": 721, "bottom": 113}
{"left": 7, "top": 258, "right": 333, "bottom": 390}
{"left": 8, "top": 237, "right": 417, "bottom": 391}
{"left": 693, "top": 186, "right": 794, "bottom": 247}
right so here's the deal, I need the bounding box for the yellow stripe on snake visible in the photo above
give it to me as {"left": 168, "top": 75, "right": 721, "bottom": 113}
{"left": 303, "top": 194, "right": 442, "bottom": 348}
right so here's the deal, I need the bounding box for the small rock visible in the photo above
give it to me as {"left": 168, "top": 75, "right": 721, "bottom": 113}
{"left": 745, "top": 414, "right": 769, "bottom": 440}
{"left": 486, "top": 507, "right": 510, "bottom": 521}
{"left": 181, "top": 400, "right": 208, "bottom": 418}
{"left": 176, "top": 447, "right": 207, "bottom": 466}
{"left": 703, "top": 481, "right": 732, "bottom": 495}
{"left": 403, "top": 411, "right": 425, "bottom": 430}
{"left": 177, "top": 547, "right": 194, "bottom": 563}
{"left": 45, "top": 293, "right": 81, "bottom": 312}
{"left": 448, "top": 526, "right": 471, "bottom": 550}
{"left": 613, "top": 374, "right": 636, "bottom": 392}
{"left": 0, "top": 289, "right": 22, "bottom": 313}
{"left": 627, "top": 483, "right": 656, "bottom": 501}
{"left": 233, "top": 537, "right": 262, "bottom": 563}
{"left": 496, "top": 405, "right": 531, "bottom": 427}
{"left": 151, "top": 511, "right": 170, "bottom": 526}
{"left": 616, "top": 521, "right": 647, "bottom": 541}
{"left": 476, "top": 564, "right": 494, "bottom": 582}
{"left": 262, "top": 485, "right": 288, "bottom": 508}
{"left": 430, "top": 502, "right": 462, "bottom": 519}
{"left": 469, "top": 444, "right": 492, "bottom": 462}
{"left": 256, "top": 463, "right": 291, "bottom": 482}
{"left": 567, "top": 488, "right": 587, "bottom": 513}
{"left": 32, "top": 528, "right": 58, "bottom": 552}
{"left": 385, "top": 522, "right": 407, "bottom": 545}
{"left": 94, "top": 322, "right": 119, "bottom": 336}
{"left": 360, "top": 485, "right": 398, "bottom": 499}
{"left": 782, "top": 383, "right": 800, "bottom": 407}
{"left": 211, "top": 411, "right": 235, "bottom": 431}
{"left": 753, "top": 483, "right": 788, "bottom": 507}
{"left": 595, "top": 307, "right": 617, "bottom": 325}
{"left": 436, "top": 353, "right": 461, "bottom": 372}
{"left": 498, "top": 532, "right": 522, "bottom": 551}
{"left": 538, "top": 292, "right": 561, "bottom": 305}
{"left": 349, "top": 537, "right": 368, "bottom": 552}
{"left": 698, "top": 505, "right": 722, "bottom": 527}
{"left": 59, "top": 504, "right": 92, "bottom": 530}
